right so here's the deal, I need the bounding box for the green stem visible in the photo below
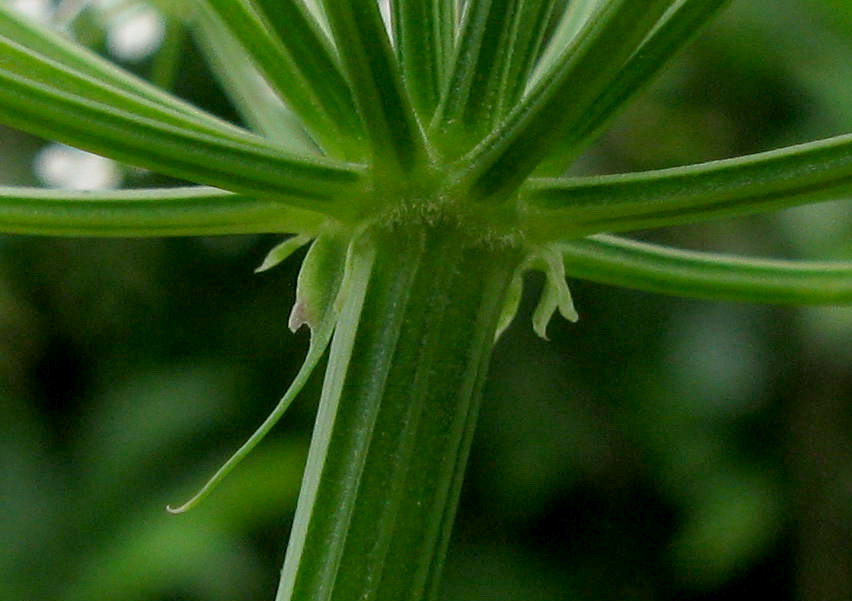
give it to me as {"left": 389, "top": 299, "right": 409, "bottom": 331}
{"left": 558, "top": 234, "right": 852, "bottom": 305}
{"left": 276, "top": 222, "right": 522, "bottom": 601}
{"left": 0, "top": 186, "right": 326, "bottom": 237}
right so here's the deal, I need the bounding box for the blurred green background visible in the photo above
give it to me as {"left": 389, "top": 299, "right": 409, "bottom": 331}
{"left": 2, "top": 1, "right": 852, "bottom": 599}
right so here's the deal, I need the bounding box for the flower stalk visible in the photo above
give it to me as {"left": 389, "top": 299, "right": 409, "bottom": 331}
{"left": 277, "top": 221, "right": 522, "bottom": 601}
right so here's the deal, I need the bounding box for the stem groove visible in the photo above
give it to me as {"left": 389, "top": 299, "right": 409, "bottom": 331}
{"left": 276, "top": 223, "right": 522, "bottom": 601}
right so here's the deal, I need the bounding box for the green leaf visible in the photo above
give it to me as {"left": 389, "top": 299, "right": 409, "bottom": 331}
{"left": 168, "top": 231, "right": 349, "bottom": 514}
{"left": 0, "top": 68, "right": 366, "bottom": 214}
{"left": 0, "top": 187, "right": 327, "bottom": 237}
{"left": 536, "top": 0, "right": 734, "bottom": 175}
{"left": 0, "top": 4, "right": 257, "bottom": 144}
{"left": 191, "top": 5, "right": 319, "bottom": 153}
{"left": 458, "top": 0, "right": 675, "bottom": 202}
{"left": 197, "top": 0, "right": 366, "bottom": 161}
{"left": 558, "top": 234, "right": 852, "bottom": 305}
{"left": 321, "top": 0, "right": 427, "bottom": 176}
{"left": 255, "top": 235, "right": 313, "bottom": 273}
{"left": 520, "top": 133, "right": 852, "bottom": 240}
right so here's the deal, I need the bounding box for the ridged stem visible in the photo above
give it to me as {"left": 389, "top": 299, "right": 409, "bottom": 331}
{"left": 276, "top": 221, "right": 522, "bottom": 601}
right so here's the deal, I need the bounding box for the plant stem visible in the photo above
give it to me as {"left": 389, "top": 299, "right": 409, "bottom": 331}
{"left": 276, "top": 221, "right": 522, "bottom": 601}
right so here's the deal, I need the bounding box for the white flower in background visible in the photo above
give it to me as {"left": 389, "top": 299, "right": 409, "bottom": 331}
{"left": 105, "top": 3, "right": 165, "bottom": 62}
{"left": 9, "top": 0, "right": 52, "bottom": 22}
{"left": 11, "top": 0, "right": 167, "bottom": 62}
{"left": 8, "top": 0, "right": 167, "bottom": 185}
{"left": 35, "top": 144, "right": 123, "bottom": 190}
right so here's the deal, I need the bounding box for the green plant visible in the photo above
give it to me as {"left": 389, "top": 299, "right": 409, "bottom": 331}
{"left": 1, "top": 1, "right": 851, "bottom": 600}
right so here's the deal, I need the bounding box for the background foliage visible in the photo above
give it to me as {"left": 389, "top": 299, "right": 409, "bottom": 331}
{"left": 2, "top": 0, "right": 852, "bottom": 600}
